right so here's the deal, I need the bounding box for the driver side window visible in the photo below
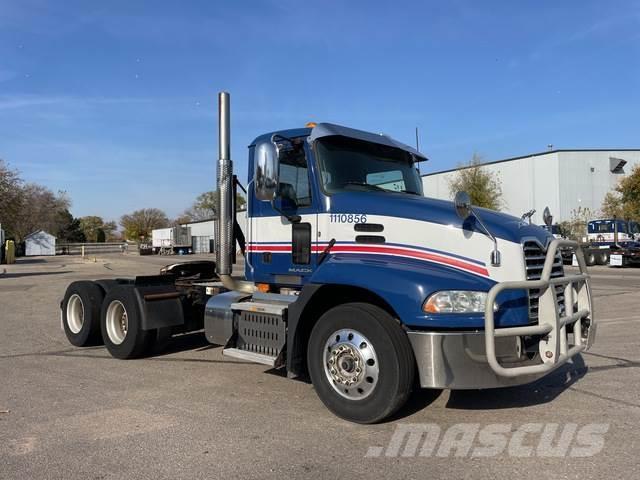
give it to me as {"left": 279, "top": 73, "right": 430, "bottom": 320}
{"left": 278, "top": 147, "right": 312, "bottom": 208}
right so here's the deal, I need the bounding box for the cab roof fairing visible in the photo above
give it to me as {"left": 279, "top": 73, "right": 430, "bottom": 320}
{"left": 308, "top": 122, "right": 429, "bottom": 162}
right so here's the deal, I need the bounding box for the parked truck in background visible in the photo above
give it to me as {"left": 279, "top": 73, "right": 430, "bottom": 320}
{"left": 557, "top": 218, "right": 640, "bottom": 266}
{"left": 59, "top": 92, "right": 596, "bottom": 423}
{"left": 149, "top": 226, "right": 193, "bottom": 255}
{"left": 587, "top": 218, "right": 639, "bottom": 244}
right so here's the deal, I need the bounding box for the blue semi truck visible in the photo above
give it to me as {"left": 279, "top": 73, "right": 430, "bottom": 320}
{"left": 61, "top": 92, "right": 596, "bottom": 423}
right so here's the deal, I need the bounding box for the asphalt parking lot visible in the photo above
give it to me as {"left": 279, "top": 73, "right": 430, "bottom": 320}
{"left": 1, "top": 254, "right": 639, "bottom": 479}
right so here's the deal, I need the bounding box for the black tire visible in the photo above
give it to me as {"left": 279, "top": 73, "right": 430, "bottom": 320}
{"left": 307, "top": 303, "right": 415, "bottom": 424}
{"left": 100, "top": 285, "right": 153, "bottom": 359}
{"left": 584, "top": 251, "right": 596, "bottom": 266}
{"left": 95, "top": 278, "right": 133, "bottom": 294}
{"left": 62, "top": 281, "right": 105, "bottom": 347}
{"left": 595, "top": 251, "right": 610, "bottom": 265}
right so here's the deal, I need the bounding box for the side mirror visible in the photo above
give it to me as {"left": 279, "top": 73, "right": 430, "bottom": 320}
{"left": 254, "top": 138, "right": 279, "bottom": 201}
{"left": 454, "top": 190, "right": 501, "bottom": 267}
{"left": 543, "top": 206, "right": 553, "bottom": 227}
{"left": 454, "top": 191, "right": 472, "bottom": 221}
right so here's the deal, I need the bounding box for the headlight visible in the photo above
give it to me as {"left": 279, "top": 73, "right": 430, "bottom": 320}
{"left": 423, "top": 290, "right": 498, "bottom": 314}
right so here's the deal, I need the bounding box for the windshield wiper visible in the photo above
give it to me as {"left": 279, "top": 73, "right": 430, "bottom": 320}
{"left": 400, "top": 189, "right": 421, "bottom": 196}
{"left": 342, "top": 181, "right": 386, "bottom": 192}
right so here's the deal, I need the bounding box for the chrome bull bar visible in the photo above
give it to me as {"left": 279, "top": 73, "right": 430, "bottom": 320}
{"left": 484, "top": 239, "right": 595, "bottom": 378}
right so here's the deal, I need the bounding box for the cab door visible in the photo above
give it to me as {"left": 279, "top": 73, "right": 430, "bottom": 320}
{"left": 249, "top": 139, "right": 318, "bottom": 286}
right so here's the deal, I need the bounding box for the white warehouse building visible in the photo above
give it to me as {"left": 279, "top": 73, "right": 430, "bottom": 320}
{"left": 422, "top": 149, "right": 640, "bottom": 224}
{"left": 151, "top": 211, "right": 247, "bottom": 255}
{"left": 186, "top": 211, "right": 247, "bottom": 254}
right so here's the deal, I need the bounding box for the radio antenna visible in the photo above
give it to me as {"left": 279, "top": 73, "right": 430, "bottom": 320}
{"left": 415, "top": 127, "right": 421, "bottom": 174}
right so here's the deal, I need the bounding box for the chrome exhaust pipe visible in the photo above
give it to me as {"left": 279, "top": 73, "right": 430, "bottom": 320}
{"left": 215, "top": 91, "right": 254, "bottom": 293}
{"left": 216, "top": 91, "right": 233, "bottom": 277}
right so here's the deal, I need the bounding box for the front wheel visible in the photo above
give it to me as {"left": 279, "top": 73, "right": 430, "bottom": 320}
{"left": 307, "top": 303, "right": 415, "bottom": 424}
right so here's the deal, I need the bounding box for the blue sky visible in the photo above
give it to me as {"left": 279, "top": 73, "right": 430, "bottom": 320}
{"left": 1, "top": 0, "right": 638, "bottom": 222}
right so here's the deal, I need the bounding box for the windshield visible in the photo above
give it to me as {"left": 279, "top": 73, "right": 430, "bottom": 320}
{"left": 588, "top": 220, "right": 628, "bottom": 234}
{"left": 315, "top": 136, "right": 423, "bottom": 196}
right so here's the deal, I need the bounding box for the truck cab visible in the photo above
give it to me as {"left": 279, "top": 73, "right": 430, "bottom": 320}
{"left": 587, "top": 219, "right": 637, "bottom": 244}
{"left": 231, "top": 117, "right": 595, "bottom": 420}
{"left": 60, "top": 92, "right": 596, "bottom": 424}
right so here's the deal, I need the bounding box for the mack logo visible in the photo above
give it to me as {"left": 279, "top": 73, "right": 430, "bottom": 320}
{"left": 288, "top": 267, "right": 312, "bottom": 273}
{"left": 522, "top": 237, "right": 550, "bottom": 252}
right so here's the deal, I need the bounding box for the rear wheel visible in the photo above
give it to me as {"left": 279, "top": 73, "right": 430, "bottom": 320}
{"left": 62, "top": 281, "right": 104, "bottom": 346}
{"left": 595, "top": 250, "right": 610, "bottom": 265}
{"left": 307, "top": 303, "right": 415, "bottom": 424}
{"left": 101, "top": 286, "right": 153, "bottom": 359}
{"left": 584, "top": 251, "right": 596, "bottom": 266}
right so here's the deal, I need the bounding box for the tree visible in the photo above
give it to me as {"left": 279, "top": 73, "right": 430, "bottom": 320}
{"left": 103, "top": 221, "right": 118, "bottom": 241}
{"left": 172, "top": 214, "right": 194, "bottom": 226}
{"left": 79, "top": 216, "right": 117, "bottom": 242}
{"left": 184, "top": 190, "right": 247, "bottom": 221}
{"left": 601, "top": 192, "right": 624, "bottom": 219}
{"left": 448, "top": 154, "right": 503, "bottom": 210}
{"left": 0, "top": 159, "right": 24, "bottom": 239}
{"left": 12, "top": 183, "right": 70, "bottom": 241}
{"left": 120, "top": 208, "right": 169, "bottom": 241}
{"left": 617, "top": 164, "right": 640, "bottom": 218}
{"left": 560, "top": 206, "right": 594, "bottom": 241}
{"left": 601, "top": 164, "right": 640, "bottom": 220}
{"left": 56, "top": 209, "right": 86, "bottom": 242}
{"left": 1, "top": 159, "right": 88, "bottom": 243}
{"left": 79, "top": 216, "right": 104, "bottom": 242}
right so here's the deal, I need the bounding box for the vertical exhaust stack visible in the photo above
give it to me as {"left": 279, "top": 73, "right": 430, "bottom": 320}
{"left": 215, "top": 91, "right": 254, "bottom": 293}
{"left": 216, "top": 92, "right": 233, "bottom": 277}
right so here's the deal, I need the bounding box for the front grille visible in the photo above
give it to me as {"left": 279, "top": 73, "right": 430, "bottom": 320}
{"left": 523, "top": 241, "right": 565, "bottom": 321}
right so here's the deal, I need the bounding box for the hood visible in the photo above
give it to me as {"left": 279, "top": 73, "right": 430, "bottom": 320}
{"left": 328, "top": 191, "right": 553, "bottom": 245}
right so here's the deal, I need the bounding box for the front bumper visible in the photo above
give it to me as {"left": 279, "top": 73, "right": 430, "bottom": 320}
{"left": 409, "top": 239, "right": 595, "bottom": 389}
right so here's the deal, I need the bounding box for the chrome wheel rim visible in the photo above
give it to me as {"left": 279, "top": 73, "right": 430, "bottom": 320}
{"left": 105, "top": 300, "right": 128, "bottom": 345}
{"left": 323, "top": 329, "right": 379, "bottom": 400}
{"left": 66, "top": 294, "right": 84, "bottom": 334}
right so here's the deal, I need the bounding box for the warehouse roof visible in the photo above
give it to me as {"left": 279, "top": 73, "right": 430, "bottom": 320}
{"left": 25, "top": 230, "right": 56, "bottom": 239}
{"left": 421, "top": 148, "right": 640, "bottom": 177}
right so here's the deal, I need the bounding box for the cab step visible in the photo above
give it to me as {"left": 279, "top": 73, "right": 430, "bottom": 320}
{"left": 222, "top": 347, "right": 278, "bottom": 366}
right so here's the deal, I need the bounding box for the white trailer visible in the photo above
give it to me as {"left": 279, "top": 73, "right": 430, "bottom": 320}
{"left": 152, "top": 227, "right": 173, "bottom": 248}
{"left": 150, "top": 226, "right": 192, "bottom": 254}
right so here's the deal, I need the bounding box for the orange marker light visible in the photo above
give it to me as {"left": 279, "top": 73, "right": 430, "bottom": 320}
{"left": 305, "top": 122, "right": 317, "bottom": 128}
{"left": 257, "top": 283, "right": 270, "bottom": 293}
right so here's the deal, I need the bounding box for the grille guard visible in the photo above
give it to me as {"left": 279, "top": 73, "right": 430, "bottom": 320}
{"left": 484, "top": 239, "right": 595, "bottom": 378}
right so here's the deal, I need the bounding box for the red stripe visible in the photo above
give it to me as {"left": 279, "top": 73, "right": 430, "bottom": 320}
{"left": 246, "top": 243, "right": 488, "bottom": 277}
{"left": 246, "top": 245, "right": 291, "bottom": 252}
{"left": 328, "top": 245, "right": 489, "bottom": 276}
